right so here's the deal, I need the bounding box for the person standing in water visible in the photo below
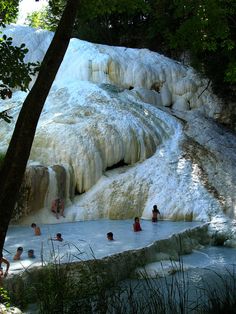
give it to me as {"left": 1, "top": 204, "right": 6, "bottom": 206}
{"left": 152, "top": 205, "right": 160, "bottom": 222}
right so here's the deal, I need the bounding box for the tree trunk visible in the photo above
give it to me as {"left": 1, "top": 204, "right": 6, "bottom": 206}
{"left": 0, "top": 0, "right": 80, "bottom": 256}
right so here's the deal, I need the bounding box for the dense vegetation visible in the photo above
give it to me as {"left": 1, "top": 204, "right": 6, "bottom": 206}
{"left": 27, "top": 0, "right": 236, "bottom": 100}
{"left": 0, "top": 0, "right": 39, "bottom": 108}
{"left": 0, "top": 0, "right": 19, "bottom": 23}
{"left": 4, "top": 251, "right": 236, "bottom": 314}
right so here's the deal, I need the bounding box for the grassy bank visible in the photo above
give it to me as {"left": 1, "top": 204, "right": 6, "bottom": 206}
{"left": 3, "top": 258, "right": 236, "bottom": 313}
{"left": 3, "top": 229, "right": 236, "bottom": 313}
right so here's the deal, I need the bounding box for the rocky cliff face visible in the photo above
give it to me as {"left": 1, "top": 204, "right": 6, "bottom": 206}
{"left": 0, "top": 25, "right": 235, "bottom": 226}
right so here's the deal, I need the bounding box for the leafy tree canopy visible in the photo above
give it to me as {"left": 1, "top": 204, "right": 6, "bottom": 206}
{"left": 5, "top": 0, "right": 236, "bottom": 99}
{"left": 32, "top": 0, "right": 235, "bottom": 99}
{"left": 27, "top": 0, "right": 149, "bottom": 45}
{"left": 148, "top": 0, "right": 236, "bottom": 97}
{"left": 0, "top": 1, "right": 40, "bottom": 121}
{"left": 0, "top": 0, "right": 19, "bottom": 23}
{"left": 26, "top": 9, "right": 49, "bottom": 29}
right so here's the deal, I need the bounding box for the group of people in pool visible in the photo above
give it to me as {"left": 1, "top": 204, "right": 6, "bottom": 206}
{"left": 1, "top": 223, "right": 42, "bottom": 266}
{"left": 0, "top": 204, "right": 160, "bottom": 279}
{"left": 12, "top": 223, "right": 63, "bottom": 262}
{"left": 31, "top": 223, "right": 63, "bottom": 242}
{"left": 107, "top": 204, "right": 161, "bottom": 240}
{"left": 0, "top": 222, "right": 64, "bottom": 281}
{"left": 6, "top": 197, "right": 66, "bottom": 266}
{"left": 13, "top": 247, "right": 35, "bottom": 260}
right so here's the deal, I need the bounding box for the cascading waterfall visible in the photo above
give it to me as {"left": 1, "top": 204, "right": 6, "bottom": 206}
{"left": 63, "top": 163, "right": 74, "bottom": 206}
{"left": 44, "top": 167, "right": 58, "bottom": 210}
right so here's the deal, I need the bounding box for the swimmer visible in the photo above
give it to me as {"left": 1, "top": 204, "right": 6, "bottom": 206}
{"left": 107, "top": 232, "right": 114, "bottom": 241}
{"left": 31, "top": 223, "right": 41, "bottom": 235}
{"left": 13, "top": 247, "right": 23, "bottom": 261}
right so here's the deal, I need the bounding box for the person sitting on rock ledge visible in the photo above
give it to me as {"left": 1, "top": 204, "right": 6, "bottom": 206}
{"left": 51, "top": 198, "right": 65, "bottom": 219}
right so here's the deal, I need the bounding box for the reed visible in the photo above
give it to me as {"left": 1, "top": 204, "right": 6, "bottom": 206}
{"left": 3, "top": 240, "right": 236, "bottom": 314}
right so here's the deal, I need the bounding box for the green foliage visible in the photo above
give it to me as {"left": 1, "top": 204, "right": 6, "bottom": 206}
{"left": 3, "top": 239, "right": 236, "bottom": 313}
{"left": 46, "top": 0, "right": 66, "bottom": 30}
{"left": 156, "top": 0, "right": 236, "bottom": 95}
{"left": 0, "top": 1, "right": 40, "bottom": 106}
{"left": 0, "top": 152, "right": 5, "bottom": 168}
{"left": 42, "top": 0, "right": 236, "bottom": 98}
{"left": 0, "top": 287, "right": 11, "bottom": 308}
{"left": 0, "top": 22, "right": 40, "bottom": 121}
{"left": 26, "top": 243, "right": 114, "bottom": 314}
{"left": 0, "top": 32, "right": 40, "bottom": 92}
{"left": 4, "top": 278, "right": 26, "bottom": 310}
{"left": 225, "top": 62, "right": 236, "bottom": 83}
{"left": 8, "top": 256, "right": 236, "bottom": 314}
{"left": 3, "top": 0, "right": 236, "bottom": 100}
{"left": 2, "top": 0, "right": 236, "bottom": 99}
{"left": 26, "top": 9, "right": 50, "bottom": 30}
{"left": 38, "top": 0, "right": 149, "bottom": 46}
{"left": 33, "top": 263, "right": 74, "bottom": 314}
{"left": 0, "top": 0, "right": 19, "bottom": 24}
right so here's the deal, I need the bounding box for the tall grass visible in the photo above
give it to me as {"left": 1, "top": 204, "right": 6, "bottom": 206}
{"left": 23, "top": 239, "right": 114, "bottom": 313}
{"left": 107, "top": 262, "right": 236, "bottom": 314}
{"left": 200, "top": 265, "right": 236, "bottom": 313}
{"left": 4, "top": 242, "right": 236, "bottom": 314}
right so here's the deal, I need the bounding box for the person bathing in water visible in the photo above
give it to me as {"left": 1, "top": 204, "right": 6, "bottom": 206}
{"left": 31, "top": 223, "right": 41, "bottom": 235}
{"left": 51, "top": 233, "right": 64, "bottom": 242}
{"left": 28, "top": 249, "right": 36, "bottom": 259}
{"left": 107, "top": 232, "right": 114, "bottom": 241}
{"left": 133, "top": 217, "right": 142, "bottom": 232}
{"left": 152, "top": 205, "right": 160, "bottom": 222}
{"left": 51, "top": 198, "right": 65, "bottom": 219}
{"left": 13, "top": 247, "right": 23, "bottom": 261}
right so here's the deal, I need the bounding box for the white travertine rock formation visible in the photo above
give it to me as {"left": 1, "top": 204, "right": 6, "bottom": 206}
{"left": 0, "top": 304, "right": 22, "bottom": 314}
{"left": 0, "top": 25, "right": 235, "bottom": 228}
{"left": 2, "top": 24, "right": 222, "bottom": 116}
